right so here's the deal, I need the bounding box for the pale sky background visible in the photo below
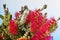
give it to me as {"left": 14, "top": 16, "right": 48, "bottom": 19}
{"left": 0, "top": 0, "right": 60, "bottom": 40}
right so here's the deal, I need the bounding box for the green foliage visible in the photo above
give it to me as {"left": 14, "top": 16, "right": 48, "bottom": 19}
{"left": 3, "top": 13, "right": 11, "bottom": 26}
{"left": 0, "top": 15, "right": 4, "bottom": 20}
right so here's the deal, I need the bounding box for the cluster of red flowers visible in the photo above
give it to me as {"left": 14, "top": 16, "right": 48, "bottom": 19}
{"left": 8, "top": 9, "right": 57, "bottom": 40}
{"left": 26, "top": 10, "right": 56, "bottom": 40}
{"left": 0, "top": 4, "right": 58, "bottom": 40}
{"left": 26, "top": 10, "right": 46, "bottom": 33}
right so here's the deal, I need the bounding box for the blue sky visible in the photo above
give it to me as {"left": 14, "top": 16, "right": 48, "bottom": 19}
{"left": 0, "top": 0, "right": 60, "bottom": 40}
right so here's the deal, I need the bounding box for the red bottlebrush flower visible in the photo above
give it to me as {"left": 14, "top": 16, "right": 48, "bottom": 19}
{"left": 31, "top": 18, "right": 55, "bottom": 40}
{"left": 30, "top": 13, "right": 46, "bottom": 33}
{"left": 9, "top": 20, "right": 18, "bottom": 35}
{"left": 39, "top": 17, "right": 56, "bottom": 34}
{"left": 15, "top": 12, "right": 20, "bottom": 19}
{"left": 39, "top": 20, "right": 51, "bottom": 33}
{"left": 0, "top": 34, "right": 2, "bottom": 39}
{"left": 26, "top": 10, "right": 47, "bottom": 33}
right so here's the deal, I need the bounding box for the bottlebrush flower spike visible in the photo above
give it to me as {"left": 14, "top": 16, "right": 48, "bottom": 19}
{"left": 32, "top": 13, "right": 46, "bottom": 32}
{"left": 30, "top": 13, "right": 43, "bottom": 33}
{"left": 31, "top": 18, "right": 57, "bottom": 40}
{"left": 9, "top": 20, "right": 18, "bottom": 35}
{"left": 39, "top": 17, "right": 57, "bottom": 34}
{"left": 39, "top": 20, "right": 51, "bottom": 33}
{"left": 26, "top": 10, "right": 47, "bottom": 33}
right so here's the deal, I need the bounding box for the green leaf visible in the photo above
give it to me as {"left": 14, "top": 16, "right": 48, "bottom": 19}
{"left": 3, "top": 13, "right": 11, "bottom": 26}
{"left": 0, "top": 15, "right": 4, "bottom": 19}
